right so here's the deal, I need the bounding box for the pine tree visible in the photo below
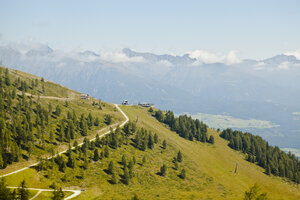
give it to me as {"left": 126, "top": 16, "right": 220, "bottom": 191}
{"left": 104, "top": 114, "right": 112, "bottom": 125}
{"left": 243, "top": 184, "right": 268, "bottom": 200}
{"left": 64, "top": 100, "right": 68, "bottom": 107}
{"left": 121, "top": 155, "right": 127, "bottom": 168}
{"left": 142, "top": 155, "right": 146, "bottom": 166}
{"left": 83, "top": 157, "right": 89, "bottom": 170}
{"left": 18, "top": 179, "right": 29, "bottom": 200}
{"left": 55, "top": 105, "right": 61, "bottom": 116}
{"left": 177, "top": 151, "right": 183, "bottom": 162}
{"left": 94, "top": 117, "right": 100, "bottom": 126}
{"left": 174, "top": 160, "right": 178, "bottom": 170}
{"left": 209, "top": 135, "right": 215, "bottom": 144}
{"left": 0, "top": 178, "right": 12, "bottom": 200}
{"left": 49, "top": 131, "right": 54, "bottom": 143}
{"left": 93, "top": 149, "right": 99, "bottom": 161}
{"left": 111, "top": 172, "right": 117, "bottom": 184}
{"left": 162, "top": 139, "right": 167, "bottom": 149}
{"left": 132, "top": 156, "right": 136, "bottom": 165}
{"left": 148, "top": 134, "right": 154, "bottom": 149}
{"left": 51, "top": 186, "right": 65, "bottom": 200}
{"left": 132, "top": 193, "right": 139, "bottom": 200}
{"left": 128, "top": 160, "right": 134, "bottom": 171}
{"left": 123, "top": 167, "right": 130, "bottom": 185}
{"left": 104, "top": 146, "right": 110, "bottom": 158}
{"left": 154, "top": 133, "right": 158, "bottom": 144}
{"left": 160, "top": 164, "right": 167, "bottom": 176}
{"left": 108, "top": 160, "right": 114, "bottom": 174}
{"left": 0, "top": 154, "right": 4, "bottom": 169}
{"left": 179, "top": 169, "right": 186, "bottom": 179}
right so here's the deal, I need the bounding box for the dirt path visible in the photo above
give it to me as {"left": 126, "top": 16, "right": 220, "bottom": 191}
{"left": 7, "top": 187, "right": 81, "bottom": 200}
{"left": 17, "top": 92, "right": 75, "bottom": 101}
{"left": 1, "top": 105, "right": 129, "bottom": 199}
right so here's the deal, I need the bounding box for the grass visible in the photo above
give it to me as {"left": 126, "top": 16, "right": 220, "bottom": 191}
{"left": 5, "top": 105, "right": 299, "bottom": 199}
{"left": 2, "top": 67, "right": 299, "bottom": 199}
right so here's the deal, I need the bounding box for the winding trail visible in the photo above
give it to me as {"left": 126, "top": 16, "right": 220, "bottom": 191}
{"left": 1, "top": 104, "right": 129, "bottom": 199}
{"left": 7, "top": 187, "right": 81, "bottom": 200}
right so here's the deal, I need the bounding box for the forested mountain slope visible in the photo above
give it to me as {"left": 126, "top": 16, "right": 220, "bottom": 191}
{"left": 0, "top": 66, "right": 299, "bottom": 199}
{"left": 0, "top": 66, "right": 123, "bottom": 175}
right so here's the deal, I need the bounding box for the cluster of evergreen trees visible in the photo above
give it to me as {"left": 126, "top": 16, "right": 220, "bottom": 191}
{"left": 0, "top": 178, "right": 64, "bottom": 200}
{"left": 133, "top": 128, "right": 158, "bottom": 151}
{"left": 153, "top": 110, "right": 214, "bottom": 144}
{"left": 108, "top": 155, "right": 137, "bottom": 185}
{"left": 220, "top": 128, "right": 300, "bottom": 183}
{"left": 0, "top": 179, "right": 29, "bottom": 200}
{"left": 0, "top": 67, "right": 102, "bottom": 168}
{"left": 36, "top": 122, "right": 132, "bottom": 176}
{"left": 36, "top": 120, "right": 172, "bottom": 185}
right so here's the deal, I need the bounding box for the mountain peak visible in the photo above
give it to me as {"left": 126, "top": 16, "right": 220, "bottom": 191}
{"left": 26, "top": 45, "right": 53, "bottom": 57}
{"left": 263, "top": 54, "right": 299, "bottom": 64}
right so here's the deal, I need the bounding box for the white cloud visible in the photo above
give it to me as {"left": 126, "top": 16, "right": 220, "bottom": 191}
{"left": 256, "top": 62, "right": 266, "bottom": 66}
{"left": 254, "top": 67, "right": 265, "bottom": 71}
{"left": 277, "top": 61, "right": 290, "bottom": 70}
{"left": 99, "top": 51, "right": 145, "bottom": 63}
{"left": 284, "top": 49, "right": 300, "bottom": 60}
{"left": 187, "top": 50, "right": 241, "bottom": 65}
{"left": 156, "top": 60, "right": 173, "bottom": 67}
{"left": 226, "top": 50, "right": 241, "bottom": 65}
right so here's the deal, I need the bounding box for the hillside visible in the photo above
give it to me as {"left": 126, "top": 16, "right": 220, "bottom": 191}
{"left": 0, "top": 66, "right": 123, "bottom": 176}
{"left": 0, "top": 66, "right": 299, "bottom": 199}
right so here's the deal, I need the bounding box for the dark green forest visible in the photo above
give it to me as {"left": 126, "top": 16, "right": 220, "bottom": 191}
{"left": 220, "top": 128, "right": 300, "bottom": 183}
{"left": 152, "top": 109, "right": 214, "bottom": 144}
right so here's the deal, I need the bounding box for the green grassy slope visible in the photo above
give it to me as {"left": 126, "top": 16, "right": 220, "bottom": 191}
{"left": 1, "top": 67, "right": 299, "bottom": 199}
{"left": 119, "top": 106, "right": 300, "bottom": 200}
{"left": 5, "top": 105, "right": 299, "bottom": 199}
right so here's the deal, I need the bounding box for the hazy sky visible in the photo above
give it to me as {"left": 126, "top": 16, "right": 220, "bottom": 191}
{"left": 0, "top": 0, "right": 300, "bottom": 59}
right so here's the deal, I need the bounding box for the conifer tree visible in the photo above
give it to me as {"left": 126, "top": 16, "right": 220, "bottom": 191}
{"left": 94, "top": 117, "right": 100, "bottom": 126}
{"left": 148, "top": 134, "right": 154, "bottom": 149}
{"left": 160, "top": 164, "right": 167, "bottom": 177}
{"left": 51, "top": 186, "right": 65, "bottom": 200}
{"left": 209, "top": 135, "right": 215, "bottom": 144}
{"left": 162, "top": 139, "right": 167, "bottom": 149}
{"left": 18, "top": 179, "right": 29, "bottom": 200}
{"left": 154, "top": 133, "right": 158, "bottom": 144}
{"left": 104, "top": 146, "right": 110, "bottom": 158}
{"left": 243, "top": 184, "right": 268, "bottom": 200}
{"left": 93, "top": 149, "right": 99, "bottom": 161}
{"left": 177, "top": 151, "right": 182, "bottom": 162}
{"left": 104, "top": 114, "right": 112, "bottom": 125}
{"left": 67, "top": 152, "right": 75, "bottom": 169}
{"left": 0, "top": 178, "right": 12, "bottom": 200}
{"left": 83, "top": 157, "right": 89, "bottom": 170}
{"left": 121, "top": 155, "right": 127, "bottom": 168}
{"left": 0, "top": 154, "right": 4, "bottom": 169}
{"left": 179, "top": 169, "right": 186, "bottom": 179}
{"left": 123, "top": 167, "right": 130, "bottom": 185}
{"left": 174, "top": 160, "right": 178, "bottom": 170}
{"left": 111, "top": 172, "right": 117, "bottom": 184}
{"left": 55, "top": 105, "right": 61, "bottom": 116}
{"left": 142, "top": 155, "right": 146, "bottom": 166}
{"left": 132, "top": 156, "right": 136, "bottom": 165}
{"left": 108, "top": 160, "right": 114, "bottom": 174}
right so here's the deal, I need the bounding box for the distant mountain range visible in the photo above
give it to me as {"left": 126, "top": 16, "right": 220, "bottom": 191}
{"left": 1, "top": 43, "right": 300, "bottom": 149}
